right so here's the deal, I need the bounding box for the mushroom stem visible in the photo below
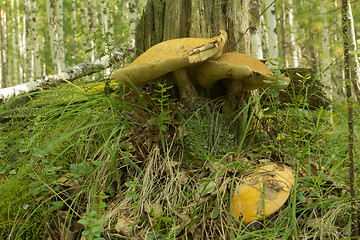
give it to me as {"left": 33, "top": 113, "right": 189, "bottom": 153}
{"left": 172, "top": 68, "right": 198, "bottom": 104}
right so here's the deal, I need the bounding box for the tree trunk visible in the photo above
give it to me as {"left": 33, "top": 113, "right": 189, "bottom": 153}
{"left": 319, "top": 1, "right": 333, "bottom": 102}
{"left": 345, "top": 0, "right": 360, "bottom": 104}
{"left": 31, "top": 0, "right": 41, "bottom": 79}
{"left": 24, "top": 0, "right": 32, "bottom": 81}
{"left": 46, "top": 0, "right": 57, "bottom": 72}
{"left": 55, "top": 0, "right": 65, "bottom": 72}
{"left": 11, "top": 0, "right": 20, "bottom": 85}
{"left": 249, "top": 0, "right": 263, "bottom": 59}
{"left": 286, "top": 0, "right": 299, "bottom": 68}
{"left": 264, "top": 0, "right": 279, "bottom": 67}
{"left": 0, "top": 5, "right": 9, "bottom": 88}
{"left": 135, "top": 0, "right": 250, "bottom": 56}
{"left": 87, "top": 0, "right": 95, "bottom": 62}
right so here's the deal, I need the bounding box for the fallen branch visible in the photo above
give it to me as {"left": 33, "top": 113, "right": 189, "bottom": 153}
{"left": 0, "top": 42, "right": 134, "bottom": 102}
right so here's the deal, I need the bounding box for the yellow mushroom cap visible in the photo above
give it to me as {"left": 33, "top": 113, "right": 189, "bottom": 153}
{"left": 231, "top": 163, "right": 295, "bottom": 224}
{"left": 197, "top": 52, "right": 290, "bottom": 91}
{"left": 112, "top": 31, "right": 227, "bottom": 86}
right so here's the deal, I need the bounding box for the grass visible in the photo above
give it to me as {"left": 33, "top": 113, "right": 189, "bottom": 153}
{"left": 0, "top": 76, "right": 359, "bottom": 239}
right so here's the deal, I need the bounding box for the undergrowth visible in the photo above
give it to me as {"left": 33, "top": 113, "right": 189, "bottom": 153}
{"left": 0, "top": 74, "right": 359, "bottom": 239}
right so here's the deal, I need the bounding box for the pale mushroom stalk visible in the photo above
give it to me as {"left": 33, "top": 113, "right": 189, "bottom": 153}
{"left": 172, "top": 68, "right": 198, "bottom": 103}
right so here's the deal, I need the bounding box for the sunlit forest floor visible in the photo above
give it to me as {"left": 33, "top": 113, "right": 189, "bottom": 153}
{"left": 0, "top": 75, "right": 359, "bottom": 239}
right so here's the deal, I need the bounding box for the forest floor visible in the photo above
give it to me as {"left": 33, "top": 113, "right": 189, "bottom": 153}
{"left": 0, "top": 76, "right": 359, "bottom": 240}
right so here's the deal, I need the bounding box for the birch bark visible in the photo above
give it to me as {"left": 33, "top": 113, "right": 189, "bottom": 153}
{"left": 46, "top": 0, "right": 57, "bottom": 72}
{"left": 264, "top": 0, "right": 278, "bottom": 67}
{"left": 11, "top": 0, "right": 20, "bottom": 84}
{"left": 80, "top": 1, "right": 88, "bottom": 60}
{"left": 31, "top": 1, "right": 41, "bottom": 79}
{"left": 287, "top": 0, "right": 299, "bottom": 67}
{"left": 320, "top": 2, "right": 333, "bottom": 101}
{"left": 249, "top": 0, "right": 263, "bottom": 59}
{"left": 24, "top": 0, "right": 32, "bottom": 81}
{"left": 345, "top": 0, "right": 360, "bottom": 102}
{"left": 87, "top": 0, "right": 95, "bottom": 62}
{"left": 55, "top": 0, "right": 65, "bottom": 72}
{"left": 0, "top": 7, "right": 8, "bottom": 87}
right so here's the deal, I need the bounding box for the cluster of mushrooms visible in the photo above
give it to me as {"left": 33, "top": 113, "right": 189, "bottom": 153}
{"left": 112, "top": 31, "right": 290, "bottom": 103}
{"left": 112, "top": 31, "right": 295, "bottom": 223}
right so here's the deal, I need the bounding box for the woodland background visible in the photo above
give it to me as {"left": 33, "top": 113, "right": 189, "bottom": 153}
{"left": 1, "top": 0, "right": 360, "bottom": 239}
{"left": 0, "top": 0, "right": 359, "bottom": 101}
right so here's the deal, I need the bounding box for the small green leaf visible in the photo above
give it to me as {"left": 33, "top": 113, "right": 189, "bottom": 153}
{"left": 210, "top": 210, "right": 220, "bottom": 219}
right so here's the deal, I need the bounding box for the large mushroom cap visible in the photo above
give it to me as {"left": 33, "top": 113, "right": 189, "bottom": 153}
{"left": 197, "top": 52, "right": 290, "bottom": 91}
{"left": 231, "top": 163, "right": 295, "bottom": 224}
{"left": 112, "top": 31, "right": 227, "bottom": 87}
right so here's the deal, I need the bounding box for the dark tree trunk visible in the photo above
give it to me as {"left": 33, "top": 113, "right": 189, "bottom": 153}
{"left": 135, "top": 0, "right": 251, "bottom": 56}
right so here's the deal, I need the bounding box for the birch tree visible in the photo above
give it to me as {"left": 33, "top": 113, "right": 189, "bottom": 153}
{"left": 46, "top": 0, "right": 57, "bottom": 72}
{"left": 24, "top": 0, "right": 32, "bottom": 81}
{"left": 264, "top": 0, "right": 279, "bottom": 67}
{"left": 320, "top": 1, "right": 333, "bottom": 101}
{"left": 249, "top": 0, "right": 263, "bottom": 59}
{"left": 286, "top": 0, "right": 299, "bottom": 67}
{"left": 31, "top": 0, "right": 41, "bottom": 79}
{"left": 87, "top": 0, "right": 95, "bottom": 62}
{"left": 345, "top": 0, "right": 360, "bottom": 102}
{"left": 0, "top": 5, "right": 9, "bottom": 88}
{"left": 55, "top": 0, "right": 65, "bottom": 72}
{"left": 11, "top": 0, "right": 20, "bottom": 84}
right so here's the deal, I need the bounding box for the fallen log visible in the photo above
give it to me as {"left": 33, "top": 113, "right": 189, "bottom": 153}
{"left": 0, "top": 42, "right": 134, "bottom": 102}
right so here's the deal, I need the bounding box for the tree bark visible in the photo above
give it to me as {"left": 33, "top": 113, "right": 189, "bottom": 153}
{"left": 286, "top": 0, "right": 299, "bottom": 68}
{"left": 55, "top": 0, "right": 65, "bottom": 72}
{"left": 0, "top": 6, "right": 9, "bottom": 88}
{"left": 46, "top": 0, "right": 57, "bottom": 72}
{"left": 135, "top": 0, "right": 250, "bottom": 56}
{"left": 264, "top": 0, "right": 278, "bottom": 65}
{"left": 345, "top": 0, "right": 360, "bottom": 104}
{"left": 31, "top": 0, "right": 41, "bottom": 79}
{"left": 24, "top": 0, "right": 32, "bottom": 81}
{"left": 319, "top": 1, "right": 332, "bottom": 102}
{"left": 249, "top": 0, "right": 263, "bottom": 59}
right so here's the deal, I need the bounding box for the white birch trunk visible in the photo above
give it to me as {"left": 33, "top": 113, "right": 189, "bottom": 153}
{"left": 346, "top": 0, "right": 360, "bottom": 100}
{"left": 71, "top": 0, "right": 77, "bottom": 60}
{"left": 249, "top": 0, "right": 263, "bottom": 59}
{"left": 24, "top": 0, "right": 32, "bottom": 81}
{"left": 11, "top": 0, "right": 20, "bottom": 84}
{"left": 100, "top": 0, "right": 109, "bottom": 35}
{"left": 287, "top": 0, "right": 299, "bottom": 68}
{"left": 87, "top": 0, "right": 95, "bottom": 62}
{"left": 31, "top": 1, "right": 41, "bottom": 79}
{"left": 55, "top": 0, "right": 65, "bottom": 72}
{"left": 264, "top": 0, "right": 279, "bottom": 67}
{"left": 46, "top": 0, "right": 58, "bottom": 72}
{"left": 0, "top": 7, "right": 8, "bottom": 87}
{"left": 108, "top": 2, "right": 114, "bottom": 41}
{"left": 17, "top": 0, "right": 24, "bottom": 83}
{"left": 127, "top": 0, "right": 139, "bottom": 40}
{"left": 80, "top": 1, "right": 88, "bottom": 61}
{"left": 319, "top": 2, "right": 333, "bottom": 101}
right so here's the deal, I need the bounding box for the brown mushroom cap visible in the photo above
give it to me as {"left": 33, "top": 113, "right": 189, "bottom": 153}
{"left": 197, "top": 52, "right": 290, "bottom": 91}
{"left": 231, "top": 163, "right": 295, "bottom": 224}
{"left": 112, "top": 31, "right": 227, "bottom": 87}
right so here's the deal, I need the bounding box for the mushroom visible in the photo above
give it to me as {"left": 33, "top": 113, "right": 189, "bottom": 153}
{"left": 196, "top": 52, "right": 290, "bottom": 96}
{"left": 112, "top": 31, "right": 228, "bottom": 103}
{"left": 231, "top": 163, "right": 295, "bottom": 224}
